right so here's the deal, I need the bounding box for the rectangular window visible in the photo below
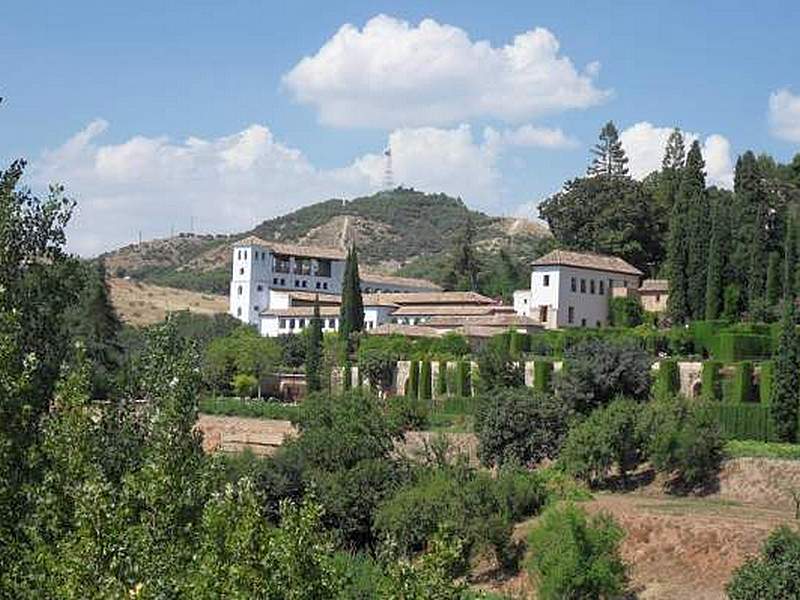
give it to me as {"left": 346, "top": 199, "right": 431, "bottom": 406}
{"left": 571, "top": 277, "right": 576, "bottom": 292}
{"left": 581, "top": 318, "right": 587, "bottom": 327}
{"left": 580, "top": 279, "right": 586, "bottom": 293}
{"left": 279, "top": 318, "right": 286, "bottom": 329}
{"left": 590, "top": 280, "right": 595, "bottom": 294}
{"left": 599, "top": 280, "right": 605, "bottom": 295}
{"left": 254, "top": 305, "right": 259, "bottom": 312}
{"left": 295, "top": 280, "right": 300, "bottom": 287}
{"left": 257, "top": 285, "right": 263, "bottom": 292}
{"left": 328, "top": 319, "right": 336, "bottom": 329}
{"left": 596, "top": 321, "right": 602, "bottom": 328}
{"left": 323, "top": 282, "right": 328, "bottom": 290}
{"left": 280, "top": 278, "right": 286, "bottom": 286}
{"left": 239, "top": 268, "right": 244, "bottom": 275}
{"left": 289, "top": 319, "right": 295, "bottom": 329}
{"left": 543, "top": 274, "right": 550, "bottom": 287}
{"left": 298, "top": 319, "right": 305, "bottom": 328}
{"left": 273, "top": 278, "right": 278, "bottom": 285}
{"left": 302, "top": 280, "right": 308, "bottom": 288}
{"left": 568, "top": 306, "right": 575, "bottom": 324}
{"left": 316, "top": 282, "right": 321, "bottom": 289}
{"left": 608, "top": 278, "right": 614, "bottom": 290}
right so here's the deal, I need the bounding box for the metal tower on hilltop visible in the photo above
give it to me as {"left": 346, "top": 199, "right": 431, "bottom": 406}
{"left": 382, "top": 146, "right": 394, "bottom": 190}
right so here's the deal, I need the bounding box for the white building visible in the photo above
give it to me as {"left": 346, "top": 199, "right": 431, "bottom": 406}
{"left": 229, "top": 236, "right": 441, "bottom": 327}
{"left": 515, "top": 250, "right": 643, "bottom": 329}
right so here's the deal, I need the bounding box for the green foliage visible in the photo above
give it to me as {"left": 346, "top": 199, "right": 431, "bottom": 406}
{"left": 715, "top": 333, "right": 772, "bottom": 361}
{"left": 199, "top": 397, "right": 302, "bottom": 420}
{"left": 771, "top": 301, "right": 799, "bottom": 442}
{"left": 406, "top": 360, "right": 419, "bottom": 398}
{"left": 731, "top": 361, "right": 755, "bottom": 403}
{"left": 428, "top": 332, "right": 470, "bottom": 360}
{"left": 340, "top": 245, "right": 365, "bottom": 342}
{"left": 533, "top": 360, "right": 553, "bottom": 393}
{"left": 588, "top": 121, "right": 630, "bottom": 177}
{"left": 435, "top": 360, "right": 448, "bottom": 396}
{"left": 707, "top": 403, "right": 777, "bottom": 442}
{"left": 759, "top": 361, "right": 774, "bottom": 404}
{"left": 526, "top": 503, "right": 627, "bottom": 600}
{"left": 725, "top": 440, "right": 800, "bottom": 460}
{"left": 277, "top": 332, "right": 306, "bottom": 368}
{"left": 608, "top": 296, "right": 644, "bottom": 327}
{"left": 560, "top": 398, "right": 642, "bottom": 486}
{"left": 232, "top": 373, "right": 258, "bottom": 398}
{"left": 387, "top": 396, "right": 430, "bottom": 431}
{"left": 700, "top": 360, "right": 722, "bottom": 401}
{"left": 653, "top": 360, "right": 680, "bottom": 399}
{"left": 357, "top": 335, "right": 411, "bottom": 394}
{"left": 204, "top": 326, "right": 281, "bottom": 396}
{"left": 508, "top": 329, "right": 526, "bottom": 357}
{"left": 306, "top": 302, "right": 323, "bottom": 393}
{"left": 419, "top": 361, "right": 432, "bottom": 401}
{"left": 455, "top": 360, "right": 471, "bottom": 398}
{"left": 477, "top": 336, "right": 523, "bottom": 391}
{"left": 475, "top": 388, "right": 572, "bottom": 468}
{"left": 556, "top": 338, "right": 652, "bottom": 414}
{"left": 727, "top": 526, "right": 800, "bottom": 599}
{"left": 766, "top": 252, "right": 782, "bottom": 306}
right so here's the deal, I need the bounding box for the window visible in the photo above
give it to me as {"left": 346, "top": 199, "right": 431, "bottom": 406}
{"left": 236, "top": 307, "right": 242, "bottom": 317}
{"left": 580, "top": 279, "right": 586, "bottom": 293}
{"left": 596, "top": 321, "right": 602, "bottom": 328}
{"left": 539, "top": 305, "right": 548, "bottom": 323}
{"left": 590, "top": 280, "right": 595, "bottom": 294}
{"left": 239, "top": 268, "right": 244, "bottom": 275}
{"left": 323, "top": 282, "right": 328, "bottom": 290}
{"left": 237, "top": 250, "right": 241, "bottom": 260}
{"left": 568, "top": 306, "right": 575, "bottom": 324}
{"left": 243, "top": 251, "right": 247, "bottom": 260}
{"left": 656, "top": 294, "right": 661, "bottom": 302}
{"left": 316, "top": 282, "right": 321, "bottom": 289}
{"left": 571, "top": 277, "right": 576, "bottom": 292}
{"left": 543, "top": 274, "right": 550, "bottom": 287}
{"left": 581, "top": 318, "right": 587, "bottom": 327}
{"left": 328, "top": 318, "right": 336, "bottom": 329}
{"left": 599, "top": 280, "right": 605, "bottom": 295}
{"left": 608, "top": 278, "right": 614, "bottom": 290}
{"left": 298, "top": 319, "right": 305, "bottom": 328}
{"left": 256, "top": 285, "right": 263, "bottom": 292}
{"left": 279, "top": 318, "right": 287, "bottom": 329}
{"left": 302, "top": 280, "right": 308, "bottom": 288}
{"left": 254, "top": 305, "right": 259, "bottom": 312}
{"left": 273, "top": 278, "right": 278, "bottom": 285}
{"left": 280, "top": 278, "right": 286, "bottom": 286}
{"left": 289, "top": 319, "right": 295, "bottom": 329}
{"left": 295, "top": 280, "right": 300, "bottom": 288}
{"left": 237, "top": 286, "right": 242, "bottom": 295}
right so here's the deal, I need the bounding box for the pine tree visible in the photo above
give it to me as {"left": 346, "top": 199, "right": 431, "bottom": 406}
{"left": 339, "top": 245, "right": 364, "bottom": 343}
{"left": 305, "top": 297, "right": 323, "bottom": 393}
{"left": 784, "top": 215, "right": 798, "bottom": 299}
{"left": 587, "top": 121, "right": 629, "bottom": 177}
{"left": 680, "top": 141, "right": 710, "bottom": 320}
{"left": 770, "top": 301, "right": 799, "bottom": 442}
{"left": 705, "top": 209, "right": 724, "bottom": 319}
{"left": 766, "top": 253, "right": 782, "bottom": 307}
{"left": 662, "top": 128, "right": 686, "bottom": 171}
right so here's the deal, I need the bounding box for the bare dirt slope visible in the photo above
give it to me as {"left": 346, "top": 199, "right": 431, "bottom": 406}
{"left": 108, "top": 277, "right": 228, "bottom": 326}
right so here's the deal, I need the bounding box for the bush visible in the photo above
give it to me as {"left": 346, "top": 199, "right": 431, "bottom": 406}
{"left": 277, "top": 333, "right": 306, "bottom": 368}
{"left": 199, "top": 397, "right": 302, "bottom": 421}
{"left": 419, "top": 361, "right": 432, "bottom": 401}
{"left": 533, "top": 361, "right": 553, "bottom": 393}
{"left": 476, "top": 336, "right": 524, "bottom": 391}
{"left": 455, "top": 361, "right": 471, "bottom": 398}
{"left": 727, "top": 526, "right": 800, "bottom": 599}
{"left": 406, "top": 360, "right": 419, "bottom": 398}
{"left": 388, "top": 396, "right": 430, "bottom": 431}
{"left": 700, "top": 360, "right": 722, "bottom": 402}
{"left": 475, "top": 388, "right": 572, "bottom": 468}
{"left": 706, "top": 403, "right": 777, "bottom": 442}
{"left": 526, "top": 504, "right": 627, "bottom": 600}
{"left": 653, "top": 359, "right": 680, "bottom": 399}
{"left": 715, "top": 333, "right": 772, "bottom": 362}
{"left": 731, "top": 361, "right": 755, "bottom": 403}
{"left": 509, "top": 330, "right": 526, "bottom": 357}
{"left": 436, "top": 361, "right": 448, "bottom": 397}
{"left": 342, "top": 364, "right": 352, "bottom": 391}
{"left": 559, "top": 398, "right": 643, "bottom": 487}
{"left": 428, "top": 332, "right": 470, "bottom": 359}
{"left": 689, "top": 320, "right": 727, "bottom": 357}
{"left": 232, "top": 373, "right": 257, "bottom": 398}
{"left": 759, "top": 361, "right": 774, "bottom": 404}
{"left": 556, "top": 339, "right": 652, "bottom": 414}
{"left": 608, "top": 296, "right": 644, "bottom": 327}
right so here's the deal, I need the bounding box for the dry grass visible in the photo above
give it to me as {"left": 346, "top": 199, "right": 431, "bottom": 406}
{"left": 108, "top": 277, "right": 228, "bottom": 326}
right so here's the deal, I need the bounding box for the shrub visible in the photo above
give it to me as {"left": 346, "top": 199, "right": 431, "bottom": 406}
{"left": 476, "top": 336, "right": 524, "bottom": 391}
{"left": 455, "top": 361, "right": 471, "bottom": 398}
{"left": 727, "top": 526, "right": 800, "bottom": 599}
{"left": 533, "top": 361, "right": 553, "bottom": 393}
{"left": 475, "top": 388, "right": 572, "bottom": 468}
{"left": 342, "top": 365, "right": 352, "bottom": 391}
{"left": 689, "top": 320, "right": 727, "bottom": 357}
{"left": 608, "top": 296, "right": 644, "bottom": 327}
{"left": 526, "top": 504, "right": 627, "bottom": 600}
{"left": 666, "top": 327, "right": 695, "bottom": 356}
{"left": 509, "top": 330, "right": 526, "bottom": 357}
{"left": 731, "top": 361, "right": 755, "bottom": 403}
{"left": 706, "top": 403, "right": 776, "bottom": 442}
{"left": 559, "top": 398, "right": 643, "bottom": 487}
{"left": 428, "top": 332, "right": 470, "bottom": 359}
{"left": 701, "top": 360, "right": 722, "bottom": 401}
{"left": 358, "top": 335, "right": 412, "bottom": 394}
{"left": 419, "top": 361, "right": 432, "bottom": 401}
{"left": 759, "top": 361, "right": 774, "bottom": 404}
{"left": 653, "top": 359, "right": 680, "bottom": 399}
{"left": 556, "top": 339, "right": 652, "bottom": 414}
{"left": 715, "top": 333, "right": 772, "bottom": 362}
{"left": 388, "top": 396, "right": 430, "bottom": 431}
{"left": 232, "top": 373, "right": 257, "bottom": 398}
{"left": 406, "top": 360, "right": 419, "bottom": 398}
{"left": 435, "top": 361, "right": 448, "bottom": 397}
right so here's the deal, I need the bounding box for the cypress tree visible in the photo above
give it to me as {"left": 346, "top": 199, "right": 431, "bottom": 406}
{"left": 339, "top": 245, "right": 364, "bottom": 343}
{"left": 453, "top": 215, "right": 479, "bottom": 291}
{"left": 785, "top": 215, "right": 798, "bottom": 299}
{"left": 747, "top": 199, "right": 768, "bottom": 312}
{"left": 705, "top": 209, "right": 724, "bottom": 319}
{"left": 770, "top": 301, "right": 799, "bottom": 442}
{"left": 766, "top": 252, "right": 781, "bottom": 307}
{"left": 587, "top": 121, "right": 629, "bottom": 177}
{"left": 666, "top": 204, "right": 690, "bottom": 324}
{"left": 683, "top": 141, "right": 710, "bottom": 320}
{"left": 305, "top": 297, "right": 323, "bottom": 393}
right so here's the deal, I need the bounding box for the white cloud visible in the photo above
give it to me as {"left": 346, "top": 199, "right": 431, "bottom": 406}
{"left": 483, "top": 124, "right": 578, "bottom": 151}
{"left": 283, "top": 14, "right": 610, "bottom": 128}
{"left": 619, "top": 122, "right": 734, "bottom": 189}
{"left": 769, "top": 89, "right": 800, "bottom": 142}
{"left": 31, "top": 120, "right": 504, "bottom": 256}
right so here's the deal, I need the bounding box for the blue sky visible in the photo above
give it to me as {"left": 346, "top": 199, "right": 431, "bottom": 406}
{"left": 2, "top": 1, "right": 799, "bottom": 255}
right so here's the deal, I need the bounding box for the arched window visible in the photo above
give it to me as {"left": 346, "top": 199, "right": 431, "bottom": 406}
{"left": 237, "top": 286, "right": 242, "bottom": 295}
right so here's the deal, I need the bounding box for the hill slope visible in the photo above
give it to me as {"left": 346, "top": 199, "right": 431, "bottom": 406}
{"left": 100, "top": 189, "right": 550, "bottom": 294}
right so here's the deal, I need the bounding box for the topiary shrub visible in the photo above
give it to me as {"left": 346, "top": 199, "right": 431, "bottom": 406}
{"left": 526, "top": 504, "right": 628, "bottom": 600}
{"left": 727, "top": 526, "right": 800, "bottom": 599}
{"left": 715, "top": 333, "right": 772, "bottom": 362}
{"left": 731, "top": 361, "right": 755, "bottom": 403}
{"left": 533, "top": 361, "right": 553, "bottom": 393}
{"left": 653, "top": 360, "right": 680, "bottom": 399}
{"left": 436, "top": 360, "right": 448, "bottom": 397}
{"left": 419, "top": 361, "right": 432, "bottom": 401}
{"left": 406, "top": 360, "right": 419, "bottom": 398}
{"left": 455, "top": 361, "right": 471, "bottom": 398}
{"left": 387, "top": 396, "right": 430, "bottom": 431}
{"left": 758, "top": 361, "right": 774, "bottom": 404}
{"left": 509, "top": 330, "right": 526, "bottom": 358}
{"left": 700, "top": 361, "right": 722, "bottom": 402}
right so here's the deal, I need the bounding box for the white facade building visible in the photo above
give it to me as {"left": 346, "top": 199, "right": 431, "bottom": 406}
{"left": 516, "top": 250, "right": 643, "bottom": 329}
{"left": 229, "top": 236, "right": 441, "bottom": 327}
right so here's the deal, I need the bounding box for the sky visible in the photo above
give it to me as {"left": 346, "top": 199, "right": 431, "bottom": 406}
{"left": 1, "top": 1, "right": 799, "bottom": 256}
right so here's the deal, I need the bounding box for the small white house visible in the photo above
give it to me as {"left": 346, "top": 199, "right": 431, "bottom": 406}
{"left": 516, "top": 250, "right": 643, "bottom": 329}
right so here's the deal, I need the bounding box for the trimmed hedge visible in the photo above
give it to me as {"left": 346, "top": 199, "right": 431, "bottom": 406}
{"left": 730, "top": 361, "right": 755, "bottom": 403}
{"left": 701, "top": 361, "right": 722, "bottom": 402}
{"left": 509, "top": 330, "right": 527, "bottom": 357}
{"left": 706, "top": 402, "right": 777, "bottom": 442}
{"left": 436, "top": 360, "right": 448, "bottom": 396}
{"left": 455, "top": 360, "right": 471, "bottom": 398}
{"left": 419, "top": 361, "right": 432, "bottom": 401}
{"left": 342, "top": 365, "right": 352, "bottom": 391}
{"left": 533, "top": 361, "right": 553, "bottom": 393}
{"left": 759, "top": 361, "right": 774, "bottom": 404}
{"left": 406, "top": 360, "right": 419, "bottom": 398}
{"left": 689, "top": 320, "right": 727, "bottom": 357}
{"left": 654, "top": 360, "right": 680, "bottom": 398}
{"left": 714, "top": 333, "right": 772, "bottom": 362}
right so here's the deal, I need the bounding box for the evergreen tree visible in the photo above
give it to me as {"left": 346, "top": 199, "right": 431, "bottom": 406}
{"left": 705, "top": 209, "right": 724, "bottom": 319}
{"left": 766, "top": 252, "right": 782, "bottom": 306}
{"left": 770, "top": 301, "right": 799, "bottom": 442}
{"left": 747, "top": 199, "right": 768, "bottom": 312}
{"left": 666, "top": 204, "right": 690, "bottom": 323}
{"left": 662, "top": 128, "right": 686, "bottom": 171}
{"left": 587, "top": 121, "right": 629, "bottom": 177}
{"left": 731, "top": 151, "right": 764, "bottom": 287}
{"left": 785, "top": 215, "right": 798, "bottom": 299}
{"left": 451, "top": 215, "right": 479, "bottom": 291}
{"left": 305, "top": 297, "right": 323, "bottom": 393}
{"left": 339, "top": 245, "right": 364, "bottom": 343}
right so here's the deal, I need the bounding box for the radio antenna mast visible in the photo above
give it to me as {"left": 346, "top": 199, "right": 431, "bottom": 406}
{"left": 382, "top": 146, "right": 394, "bottom": 190}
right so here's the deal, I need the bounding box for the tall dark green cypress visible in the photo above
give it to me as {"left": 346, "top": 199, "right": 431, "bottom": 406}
{"left": 339, "top": 245, "right": 364, "bottom": 343}
{"left": 785, "top": 215, "right": 798, "bottom": 299}
{"left": 305, "top": 297, "right": 323, "bottom": 393}
{"left": 766, "top": 252, "right": 781, "bottom": 307}
{"left": 681, "top": 141, "right": 709, "bottom": 320}
{"left": 747, "top": 199, "right": 768, "bottom": 312}
{"left": 666, "top": 201, "right": 690, "bottom": 323}
{"left": 705, "top": 208, "right": 724, "bottom": 320}
{"left": 770, "top": 301, "right": 799, "bottom": 442}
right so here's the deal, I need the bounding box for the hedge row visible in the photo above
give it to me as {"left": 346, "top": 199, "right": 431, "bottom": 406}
{"left": 701, "top": 361, "right": 722, "bottom": 402}
{"left": 654, "top": 360, "right": 680, "bottom": 398}
{"left": 716, "top": 334, "right": 772, "bottom": 362}
{"left": 533, "top": 361, "right": 553, "bottom": 393}
{"left": 706, "top": 403, "right": 777, "bottom": 442}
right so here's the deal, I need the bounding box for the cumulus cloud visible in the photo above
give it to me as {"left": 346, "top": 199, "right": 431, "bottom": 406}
{"left": 619, "top": 122, "right": 734, "bottom": 189}
{"left": 769, "top": 89, "right": 800, "bottom": 142}
{"left": 483, "top": 124, "right": 578, "bottom": 151}
{"left": 283, "top": 14, "right": 610, "bottom": 128}
{"left": 31, "top": 120, "right": 505, "bottom": 256}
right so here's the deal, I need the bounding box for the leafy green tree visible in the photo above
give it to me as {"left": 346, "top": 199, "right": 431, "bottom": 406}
{"left": 727, "top": 526, "right": 800, "bottom": 599}
{"left": 306, "top": 299, "right": 323, "bottom": 393}
{"left": 587, "top": 121, "right": 629, "bottom": 177}
{"left": 766, "top": 252, "right": 782, "bottom": 306}
{"left": 476, "top": 335, "right": 524, "bottom": 391}
{"left": 770, "top": 301, "right": 799, "bottom": 442}
{"left": 785, "top": 214, "right": 798, "bottom": 299}
{"left": 340, "top": 245, "right": 365, "bottom": 342}
{"left": 232, "top": 373, "right": 258, "bottom": 398}
{"left": 445, "top": 214, "right": 480, "bottom": 291}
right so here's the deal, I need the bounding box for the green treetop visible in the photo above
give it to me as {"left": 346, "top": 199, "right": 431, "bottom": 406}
{"left": 587, "top": 121, "right": 629, "bottom": 177}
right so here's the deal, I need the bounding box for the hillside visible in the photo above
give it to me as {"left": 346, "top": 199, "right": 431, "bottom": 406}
{"left": 99, "top": 189, "right": 550, "bottom": 294}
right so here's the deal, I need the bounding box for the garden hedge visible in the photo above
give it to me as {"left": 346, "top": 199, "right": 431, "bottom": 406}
{"left": 706, "top": 402, "right": 777, "bottom": 442}
{"left": 436, "top": 360, "right": 448, "bottom": 396}
{"left": 730, "top": 361, "right": 755, "bottom": 403}
{"left": 419, "top": 361, "right": 432, "bottom": 401}
{"left": 455, "top": 360, "right": 471, "bottom": 398}
{"left": 654, "top": 360, "right": 680, "bottom": 398}
{"left": 759, "top": 361, "right": 774, "bottom": 404}
{"left": 714, "top": 333, "right": 772, "bottom": 362}
{"left": 533, "top": 361, "right": 553, "bottom": 393}
{"left": 342, "top": 365, "right": 352, "bottom": 391}
{"left": 700, "top": 361, "right": 722, "bottom": 402}
{"left": 406, "top": 360, "right": 419, "bottom": 398}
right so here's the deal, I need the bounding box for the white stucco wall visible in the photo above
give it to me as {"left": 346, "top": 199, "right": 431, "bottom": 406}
{"left": 513, "top": 289, "right": 532, "bottom": 317}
